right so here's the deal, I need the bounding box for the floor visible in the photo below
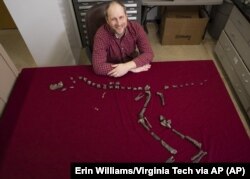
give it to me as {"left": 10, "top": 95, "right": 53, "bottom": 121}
{"left": 0, "top": 22, "right": 249, "bottom": 136}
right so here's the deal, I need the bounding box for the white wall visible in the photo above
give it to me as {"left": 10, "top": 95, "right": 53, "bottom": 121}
{"left": 4, "top": 0, "right": 77, "bottom": 66}
{"left": 57, "top": 0, "right": 82, "bottom": 63}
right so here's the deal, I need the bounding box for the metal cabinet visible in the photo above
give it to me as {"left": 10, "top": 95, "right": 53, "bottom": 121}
{"left": 72, "top": 0, "right": 141, "bottom": 47}
{"left": 215, "top": 6, "right": 250, "bottom": 119}
{"left": 208, "top": 0, "right": 233, "bottom": 40}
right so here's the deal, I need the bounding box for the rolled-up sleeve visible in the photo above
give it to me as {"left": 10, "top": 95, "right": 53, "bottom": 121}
{"left": 133, "top": 23, "right": 154, "bottom": 67}
{"left": 92, "top": 27, "right": 113, "bottom": 75}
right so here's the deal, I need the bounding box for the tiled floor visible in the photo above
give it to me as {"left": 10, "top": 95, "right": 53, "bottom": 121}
{"left": 0, "top": 22, "right": 249, "bottom": 136}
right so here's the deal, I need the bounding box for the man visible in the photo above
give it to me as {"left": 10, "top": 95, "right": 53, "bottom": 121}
{"left": 92, "top": 0, "right": 154, "bottom": 78}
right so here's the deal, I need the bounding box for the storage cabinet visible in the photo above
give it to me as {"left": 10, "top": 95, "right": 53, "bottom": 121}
{"left": 208, "top": 0, "right": 233, "bottom": 40}
{"left": 215, "top": 6, "right": 250, "bottom": 119}
{"left": 72, "top": 0, "right": 141, "bottom": 47}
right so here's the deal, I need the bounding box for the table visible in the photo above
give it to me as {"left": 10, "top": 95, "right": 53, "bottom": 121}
{"left": 0, "top": 60, "right": 249, "bottom": 178}
{"left": 142, "top": 0, "right": 223, "bottom": 6}
{"left": 141, "top": 0, "right": 223, "bottom": 32}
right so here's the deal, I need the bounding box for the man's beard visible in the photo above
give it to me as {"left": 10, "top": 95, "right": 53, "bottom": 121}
{"left": 114, "top": 25, "right": 126, "bottom": 38}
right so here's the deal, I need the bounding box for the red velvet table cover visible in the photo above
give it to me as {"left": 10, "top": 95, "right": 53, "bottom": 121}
{"left": 0, "top": 60, "right": 249, "bottom": 178}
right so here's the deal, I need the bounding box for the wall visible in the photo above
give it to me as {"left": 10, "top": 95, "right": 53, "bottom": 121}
{"left": 57, "top": 0, "right": 82, "bottom": 63}
{"left": 3, "top": 0, "right": 78, "bottom": 66}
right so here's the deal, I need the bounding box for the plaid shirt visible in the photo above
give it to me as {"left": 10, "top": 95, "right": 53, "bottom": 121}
{"left": 92, "top": 21, "right": 154, "bottom": 75}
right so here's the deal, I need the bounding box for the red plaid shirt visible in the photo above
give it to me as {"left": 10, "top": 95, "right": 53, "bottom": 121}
{"left": 92, "top": 21, "right": 154, "bottom": 75}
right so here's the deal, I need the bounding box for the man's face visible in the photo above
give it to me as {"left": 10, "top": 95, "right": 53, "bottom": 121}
{"left": 106, "top": 3, "right": 127, "bottom": 36}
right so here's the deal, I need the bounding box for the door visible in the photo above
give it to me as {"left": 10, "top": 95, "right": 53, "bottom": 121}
{"left": 0, "top": 0, "right": 16, "bottom": 29}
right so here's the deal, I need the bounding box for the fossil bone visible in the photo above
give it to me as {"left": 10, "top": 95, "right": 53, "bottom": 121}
{"left": 151, "top": 131, "right": 160, "bottom": 141}
{"left": 96, "top": 84, "right": 101, "bottom": 88}
{"left": 139, "top": 107, "right": 146, "bottom": 118}
{"left": 61, "top": 87, "right": 67, "bottom": 91}
{"left": 159, "top": 115, "right": 171, "bottom": 129}
{"left": 161, "top": 140, "right": 177, "bottom": 154}
{"left": 192, "top": 151, "right": 207, "bottom": 163}
{"left": 102, "top": 92, "right": 106, "bottom": 99}
{"left": 172, "top": 128, "right": 185, "bottom": 139}
{"left": 138, "top": 118, "right": 150, "bottom": 131}
{"left": 185, "top": 135, "right": 202, "bottom": 149}
{"left": 87, "top": 80, "right": 92, "bottom": 85}
{"left": 165, "top": 156, "right": 175, "bottom": 163}
{"left": 144, "top": 85, "right": 150, "bottom": 91}
{"left": 164, "top": 85, "right": 169, "bottom": 90}
{"left": 135, "top": 93, "right": 144, "bottom": 101}
{"left": 102, "top": 84, "right": 107, "bottom": 89}
{"left": 160, "top": 115, "right": 202, "bottom": 149}
{"left": 144, "top": 117, "right": 152, "bottom": 128}
{"left": 191, "top": 150, "right": 204, "bottom": 161}
{"left": 144, "top": 90, "right": 151, "bottom": 108}
{"left": 156, "top": 92, "right": 165, "bottom": 106}
{"left": 50, "top": 81, "right": 63, "bottom": 90}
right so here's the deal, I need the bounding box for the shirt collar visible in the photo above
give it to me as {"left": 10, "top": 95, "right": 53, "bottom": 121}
{"left": 115, "top": 28, "right": 127, "bottom": 39}
{"left": 105, "top": 22, "right": 129, "bottom": 39}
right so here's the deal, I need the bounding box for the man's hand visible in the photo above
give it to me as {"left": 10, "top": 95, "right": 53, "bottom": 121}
{"left": 108, "top": 64, "right": 129, "bottom": 77}
{"left": 108, "top": 61, "right": 136, "bottom": 77}
{"left": 130, "top": 64, "right": 151, "bottom": 73}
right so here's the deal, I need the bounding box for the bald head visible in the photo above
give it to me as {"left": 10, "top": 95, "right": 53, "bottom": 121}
{"left": 105, "top": 0, "right": 128, "bottom": 37}
{"left": 105, "top": 0, "right": 127, "bottom": 19}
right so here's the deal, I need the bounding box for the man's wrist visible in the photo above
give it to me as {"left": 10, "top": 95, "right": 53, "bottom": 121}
{"left": 126, "top": 61, "right": 136, "bottom": 71}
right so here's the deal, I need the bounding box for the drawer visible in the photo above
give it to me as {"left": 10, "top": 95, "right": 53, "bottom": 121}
{"left": 128, "top": 16, "right": 137, "bottom": 20}
{"left": 127, "top": 14, "right": 137, "bottom": 20}
{"left": 225, "top": 19, "right": 250, "bottom": 70}
{"left": 76, "top": 1, "right": 106, "bottom": 6}
{"left": 79, "top": 5, "right": 92, "bottom": 10}
{"left": 81, "top": 18, "right": 85, "bottom": 22}
{"left": 229, "top": 6, "right": 250, "bottom": 45}
{"left": 76, "top": 0, "right": 94, "bottom": 3}
{"left": 126, "top": 8, "right": 138, "bottom": 14}
{"left": 78, "top": 1, "right": 105, "bottom": 9}
{"left": 80, "top": 12, "right": 87, "bottom": 16}
{"left": 126, "top": 0, "right": 136, "bottom": 3}
{"left": 231, "top": 55, "right": 250, "bottom": 96}
{"left": 215, "top": 41, "right": 235, "bottom": 79}
{"left": 215, "top": 41, "right": 250, "bottom": 113}
{"left": 219, "top": 31, "right": 250, "bottom": 96}
{"left": 230, "top": 70, "right": 250, "bottom": 117}
{"left": 230, "top": 70, "right": 250, "bottom": 114}
{"left": 125, "top": 3, "right": 137, "bottom": 8}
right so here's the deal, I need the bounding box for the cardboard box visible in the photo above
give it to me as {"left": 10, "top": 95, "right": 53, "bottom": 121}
{"left": 160, "top": 6, "right": 209, "bottom": 45}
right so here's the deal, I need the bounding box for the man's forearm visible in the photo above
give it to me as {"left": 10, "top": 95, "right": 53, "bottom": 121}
{"left": 92, "top": 62, "right": 113, "bottom": 76}
{"left": 125, "top": 61, "right": 137, "bottom": 71}
{"left": 107, "top": 61, "right": 137, "bottom": 77}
